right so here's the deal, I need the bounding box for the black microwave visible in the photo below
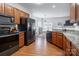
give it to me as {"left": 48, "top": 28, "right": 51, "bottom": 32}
{"left": 0, "top": 14, "right": 15, "bottom": 25}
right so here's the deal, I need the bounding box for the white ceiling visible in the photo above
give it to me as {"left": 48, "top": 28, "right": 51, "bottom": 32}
{"left": 18, "top": 3, "right": 70, "bottom": 18}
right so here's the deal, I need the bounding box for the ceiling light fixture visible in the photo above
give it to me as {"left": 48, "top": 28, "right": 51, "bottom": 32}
{"left": 52, "top": 5, "right": 56, "bottom": 8}
{"left": 34, "top": 3, "right": 43, "bottom": 5}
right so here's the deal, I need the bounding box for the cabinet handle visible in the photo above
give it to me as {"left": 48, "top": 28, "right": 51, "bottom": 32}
{"left": 58, "top": 34, "right": 62, "bottom": 36}
{"left": 9, "top": 45, "right": 12, "bottom": 47}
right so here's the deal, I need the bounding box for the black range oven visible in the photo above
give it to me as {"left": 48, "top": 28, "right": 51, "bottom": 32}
{"left": 0, "top": 33, "right": 19, "bottom": 56}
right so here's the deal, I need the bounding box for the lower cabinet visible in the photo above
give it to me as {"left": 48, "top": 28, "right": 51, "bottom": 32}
{"left": 63, "top": 34, "right": 79, "bottom": 56}
{"left": 71, "top": 43, "right": 79, "bottom": 56}
{"left": 52, "top": 32, "right": 63, "bottom": 48}
{"left": 65, "top": 39, "right": 71, "bottom": 56}
{"left": 57, "top": 32, "right": 63, "bottom": 48}
{"left": 52, "top": 32, "right": 57, "bottom": 45}
{"left": 19, "top": 32, "right": 24, "bottom": 48}
{"left": 51, "top": 32, "right": 79, "bottom": 56}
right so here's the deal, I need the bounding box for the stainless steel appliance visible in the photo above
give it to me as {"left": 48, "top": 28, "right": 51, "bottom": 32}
{"left": 18, "top": 17, "right": 35, "bottom": 46}
{"left": 0, "top": 34, "right": 19, "bottom": 56}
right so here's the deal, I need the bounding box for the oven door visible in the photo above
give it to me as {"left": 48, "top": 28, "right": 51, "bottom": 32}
{"left": 0, "top": 34, "right": 19, "bottom": 56}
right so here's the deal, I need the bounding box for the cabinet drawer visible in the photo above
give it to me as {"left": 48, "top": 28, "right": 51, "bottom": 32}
{"left": 19, "top": 35, "right": 24, "bottom": 38}
{"left": 19, "top": 33, "right": 24, "bottom": 35}
{"left": 52, "top": 35, "right": 56, "bottom": 38}
{"left": 63, "top": 36, "right": 66, "bottom": 50}
{"left": 19, "top": 32, "right": 24, "bottom": 48}
{"left": 19, "top": 37, "right": 24, "bottom": 40}
{"left": 52, "top": 32, "right": 57, "bottom": 35}
{"left": 66, "top": 40, "right": 71, "bottom": 48}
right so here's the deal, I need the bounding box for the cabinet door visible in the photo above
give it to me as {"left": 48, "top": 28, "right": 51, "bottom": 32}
{"left": 4, "top": 4, "right": 14, "bottom": 16}
{"left": 63, "top": 35, "right": 66, "bottom": 50}
{"left": 70, "top": 3, "right": 76, "bottom": 22}
{"left": 52, "top": 32, "right": 57, "bottom": 45}
{"left": 76, "top": 4, "right": 79, "bottom": 22}
{"left": 65, "top": 39, "right": 71, "bottom": 56}
{"left": 20, "top": 11, "right": 29, "bottom": 18}
{"left": 57, "top": 32, "right": 63, "bottom": 48}
{"left": 24, "top": 13, "right": 29, "bottom": 18}
{"left": 20, "top": 11, "right": 25, "bottom": 17}
{"left": 0, "top": 3, "right": 4, "bottom": 14}
{"left": 19, "top": 32, "right": 24, "bottom": 48}
{"left": 71, "top": 43, "right": 79, "bottom": 56}
{"left": 14, "top": 8, "right": 20, "bottom": 24}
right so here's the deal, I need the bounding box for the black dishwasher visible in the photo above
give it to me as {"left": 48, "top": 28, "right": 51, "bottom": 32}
{"left": 0, "top": 34, "right": 19, "bottom": 56}
{"left": 46, "top": 31, "right": 52, "bottom": 43}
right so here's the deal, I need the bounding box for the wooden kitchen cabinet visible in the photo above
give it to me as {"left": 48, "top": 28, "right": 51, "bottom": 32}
{"left": 20, "top": 11, "right": 29, "bottom": 18}
{"left": 50, "top": 32, "right": 79, "bottom": 56}
{"left": 75, "top": 3, "right": 79, "bottom": 22}
{"left": 24, "top": 13, "right": 29, "bottom": 18}
{"left": 0, "top": 3, "right": 4, "bottom": 14}
{"left": 62, "top": 35, "right": 66, "bottom": 50}
{"left": 0, "top": 4, "right": 29, "bottom": 24}
{"left": 71, "top": 43, "right": 79, "bottom": 56}
{"left": 70, "top": 3, "right": 76, "bottom": 22}
{"left": 63, "top": 34, "right": 79, "bottom": 56}
{"left": 4, "top": 4, "right": 14, "bottom": 16}
{"left": 52, "top": 32, "right": 57, "bottom": 45}
{"left": 19, "top": 32, "right": 24, "bottom": 48}
{"left": 57, "top": 32, "right": 63, "bottom": 48}
{"left": 70, "top": 3, "right": 79, "bottom": 22}
{"left": 20, "top": 11, "right": 25, "bottom": 17}
{"left": 52, "top": 32, "right": 63, "bottom": 48}
{"left": 14, "top": 8, "right": 20, "bottom": 24}
{"left": 65, "top": 39, "right": 71, "bottom": 56}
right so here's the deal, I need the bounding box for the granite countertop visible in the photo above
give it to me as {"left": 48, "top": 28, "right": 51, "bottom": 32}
{"left": 52, "top": 27, "right": 79, "bottom": 48}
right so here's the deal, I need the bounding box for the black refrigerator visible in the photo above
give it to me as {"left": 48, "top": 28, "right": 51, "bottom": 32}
{"left": 18, "top": 17, "right": 35, "bottom": 46}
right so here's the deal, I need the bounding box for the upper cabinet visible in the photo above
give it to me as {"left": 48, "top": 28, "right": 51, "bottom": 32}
{"left": 14, "top": 8, "right": 20, "bottom": 24}
{"left": 70, "top": 3, "right": 79, "bottom": 22}
{"left": 76, "top": 3, "right": 79, "bottom": 22}
{"left": 4, "top": 4, "right": 14, "bottom": 16}
{"left": 0, "top": 3, "right": 29, "bottom": 24}
{"left": 20, "top": 11, "right": 29, "bottom": 18}
{"left": 0, "top": 3, "right": 4, "bottom": 14}
{"left": 70, "top": 3, "right": 76, "bottom": 22}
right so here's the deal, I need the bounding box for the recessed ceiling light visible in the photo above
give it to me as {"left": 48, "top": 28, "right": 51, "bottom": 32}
{"left": 52, "top": 5, "right": 56, "bottom": 8}
{"left": 34, "top": 3, "right": 43, "bottom": 5}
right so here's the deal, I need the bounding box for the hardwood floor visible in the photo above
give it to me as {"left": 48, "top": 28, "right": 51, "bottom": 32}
{"left": 11, "top": 33, "right": 64, "bottom": 56}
